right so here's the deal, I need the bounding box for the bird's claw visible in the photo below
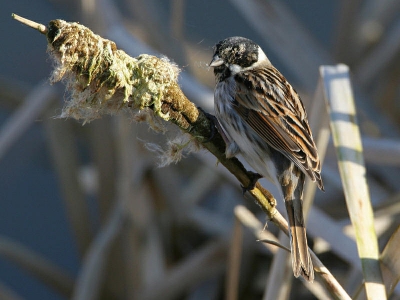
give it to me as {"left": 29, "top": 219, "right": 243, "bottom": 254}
{"left": 198, "top": 106, "right": 218, "bottom": 143}
{"left": 241, "top": 171, "right": 263, "bottom": 194}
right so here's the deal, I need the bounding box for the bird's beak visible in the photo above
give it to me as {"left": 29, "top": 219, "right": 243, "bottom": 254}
{"left": 209, "top": 55, "right": 224, "bottom": 67}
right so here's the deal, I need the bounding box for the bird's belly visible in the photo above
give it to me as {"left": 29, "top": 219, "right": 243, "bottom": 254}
{"left": 214, "top": 82, "right": 277, "bottom": 183}
{"left": 226, "top": 120, "right": 278, "bottom": 183}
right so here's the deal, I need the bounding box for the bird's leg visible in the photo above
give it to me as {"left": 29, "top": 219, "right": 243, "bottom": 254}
{"left": 198, "top": 107, "right": 235, "bottom": 149}
{"left": 241, "top": 171, "right": 263, "bottom": 194}
{"left": 197, "top": 107, "right": 219, "bottom": 143}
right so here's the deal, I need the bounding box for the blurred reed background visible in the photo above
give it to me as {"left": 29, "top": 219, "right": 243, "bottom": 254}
{"left": 1, "top": 0, "right": 400, "bottom": 299}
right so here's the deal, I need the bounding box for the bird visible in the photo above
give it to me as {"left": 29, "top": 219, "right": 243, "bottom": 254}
{"left": 209, "top": 36, "right": 323, "bottom": 282}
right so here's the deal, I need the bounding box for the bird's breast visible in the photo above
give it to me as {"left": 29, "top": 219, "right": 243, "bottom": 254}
{"left": 214, "top": 78, "right": 236, "bottom": 113}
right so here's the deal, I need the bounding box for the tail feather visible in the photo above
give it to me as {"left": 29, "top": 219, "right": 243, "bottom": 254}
{"left": 285, "top": 199, "right": 314, "bottom": 282}
{"left": 280, "top": 168, "right": 314, "bottom": 282}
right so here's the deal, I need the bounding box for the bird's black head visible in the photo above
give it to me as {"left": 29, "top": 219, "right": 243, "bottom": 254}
{"left": 210, "top": 37, "right": 261, "bottom": 81}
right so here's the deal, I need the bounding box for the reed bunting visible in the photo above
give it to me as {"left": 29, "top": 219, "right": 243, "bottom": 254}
{"left": 209, "top": 36, "right": 323, "bottom": 282}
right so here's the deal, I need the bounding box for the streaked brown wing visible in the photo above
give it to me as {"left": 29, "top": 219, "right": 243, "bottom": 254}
{"left": 233, "top": 67, "right": 323, "bottom": 189}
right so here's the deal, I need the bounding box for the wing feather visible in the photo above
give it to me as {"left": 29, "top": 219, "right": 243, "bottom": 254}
{"left": 233, "top": 66, "right": 323, "bottom": 189}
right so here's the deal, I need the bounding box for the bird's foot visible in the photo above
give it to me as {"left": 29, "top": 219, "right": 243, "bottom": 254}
{"left": 241, "top": 171, "right": 263, "bottom": 194}
{"left": 197, "top": 107, "right": 218, "bottom": 143}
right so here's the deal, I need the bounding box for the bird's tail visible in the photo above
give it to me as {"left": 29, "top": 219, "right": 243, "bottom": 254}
{"left": 282, "top": 172, "right": 314, "bottom": 282}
